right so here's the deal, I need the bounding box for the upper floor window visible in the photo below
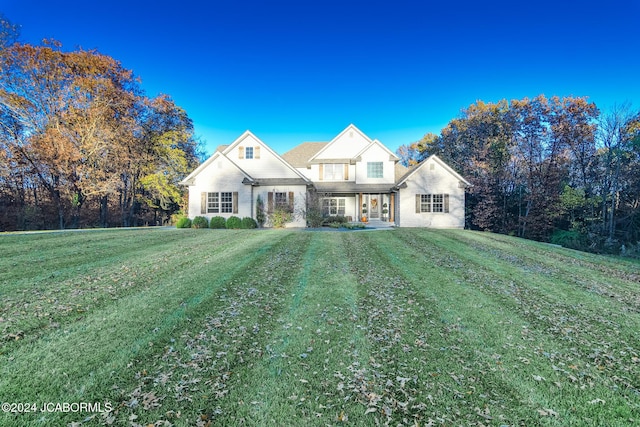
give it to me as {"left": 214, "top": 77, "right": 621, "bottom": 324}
{"left": 323, "top": 163, "right": 344, "bottom": 180}
{"left": 367, "top": 162, "right": 383, "bottom": 178}
{"left": 238, "top": 146, "right": 259, "bottom": 159}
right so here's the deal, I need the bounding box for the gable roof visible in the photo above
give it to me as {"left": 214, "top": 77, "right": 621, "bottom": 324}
{"left": 308, "top": 124, "right": 372, "bottom": 162}
{"left": 180, "top": 130, "right": 311, "bottom": 185}
{"left": 354, "top": 138, "right": 400, "bottom": 162}
{"left": 179, "top": 151, "right": 253, "bottom": 185}
{"left": 282, "top": 142, "right": 327, "bottom": 168}
{"left": 396, "top": 154, "right": 471, "bottom": 187}
{"left": 221, "top": 130, "right": 311, "bottom": 181}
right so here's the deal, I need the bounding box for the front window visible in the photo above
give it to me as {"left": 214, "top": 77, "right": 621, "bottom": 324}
{"left": 367, "top": 162, "right": 383, "bottom": 178}
{"left": 207, "top": 193, "right": 220, "bottom": 213}
{"left": 420, "top": 194, "right": 431, "bottom": 213}
{"left": 432, "top": 194, "right": 444, "bottom": 212}
{"left": 220, "top": 192, "right": 233, "bottom": 213}
{"left": 322, "top": 198, "right": 346, "bottom": 216}
{"left": 275, "top": 192, "right": 288, "bottom": 209}
{"left": 419, "top": 194, "right": 448, "bottom": 213}
{"left": 245, "top": 147, "right": 254, "bottom": 159}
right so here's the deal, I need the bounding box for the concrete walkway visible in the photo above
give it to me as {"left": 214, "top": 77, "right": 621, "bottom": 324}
{"left": 360, "top": 220, "right": 395, "bottom": 230}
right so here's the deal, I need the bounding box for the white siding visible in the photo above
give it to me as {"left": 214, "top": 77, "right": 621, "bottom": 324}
{"left": 182, "top": 127, "right": 468, "bottom": 229}
{"left": 398, "top": 158, "right": 465, "bottom": 228}
{"left": 188, "top": 155, "right": 251, "bottom": 219}
{"left": 355, "top": 144, "right": 395, "bottom": 184}
{"left": 228, "top": 134, "right": 300, "bottom": 179}
{"left": 295, "top": 166, "right": 313, "bottom": 180}
{"left": 256, "top": 185, "right": 308, "bottom": 228}
{"left": 314, "top": 128, "right": 370, "bottom": 159}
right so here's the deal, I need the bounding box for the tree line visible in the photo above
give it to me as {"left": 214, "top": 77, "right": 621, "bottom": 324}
{"left": 0, "top": 17, "right": 200, "bottom": 231}
{"left": 398, "top": 96, "right": 640, "bottom": 255}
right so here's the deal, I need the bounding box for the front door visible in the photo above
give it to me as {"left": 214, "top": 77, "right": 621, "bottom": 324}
{"left": 369, "top": 194, "right": 380, "bottom": 219}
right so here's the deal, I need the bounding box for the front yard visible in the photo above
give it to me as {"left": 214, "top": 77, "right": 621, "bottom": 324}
{"left": 0, "top": 228, "right": 638, "bottom": 426}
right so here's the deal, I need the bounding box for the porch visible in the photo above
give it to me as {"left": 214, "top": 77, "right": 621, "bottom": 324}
{"left": 318, "top": 191, "right": 396, "bottom": 224}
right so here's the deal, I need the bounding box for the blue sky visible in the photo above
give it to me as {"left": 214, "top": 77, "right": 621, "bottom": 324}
{"left": 3, "top": 0, "right": 639, "bottom": 155}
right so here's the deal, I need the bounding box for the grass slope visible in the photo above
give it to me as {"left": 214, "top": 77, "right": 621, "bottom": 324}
{"left": 0, "top": 228, "right": 638, "bottom": 426}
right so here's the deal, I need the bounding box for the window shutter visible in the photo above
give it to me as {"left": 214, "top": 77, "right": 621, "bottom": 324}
{"left": 415, "top": 195, "right": 421, "bottom": 213}
{"left": 288, "top": 192, "right": 294, "bottom": 211}
{"left": 201, "top": 192, "right": 207, "bottom": 214}
{"left": 444, "top": 194, "right": 449, "bottom": 213}
{"left": 267, "top": 192, "right": 274, "bottom": 213}
{"left": 318, "top": 164, "right": 323, "bottom": 181}
{"left": 344, "top": 164, "right": 349, "bottom": 180}
{"left": 238, "top": 146, "right": 244, "bottom": 159}
{"left": 254, "top": 146, "right": 260, "bottom": 159}
{"left": 232, "top": 192, "right": 238, "bottom": 214}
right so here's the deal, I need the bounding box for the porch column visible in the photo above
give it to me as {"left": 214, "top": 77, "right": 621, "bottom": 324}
{"left": 359, "top": 192, "right": 363, "bottom": 220}
{"left": 390, "top": 193, "right": 395, "bottom": 222}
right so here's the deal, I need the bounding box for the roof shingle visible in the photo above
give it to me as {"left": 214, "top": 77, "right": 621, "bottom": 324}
{"left": 282, "top": 142, "right": 327, "bottom": 168}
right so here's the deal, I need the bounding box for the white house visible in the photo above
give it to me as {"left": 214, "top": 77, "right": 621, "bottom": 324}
{"left": 180, "top": 124, "right": 470, "bottom": 228}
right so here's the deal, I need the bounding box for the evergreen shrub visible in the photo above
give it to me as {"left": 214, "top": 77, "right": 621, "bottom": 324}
{"left": 209, "top": 216, "right": 226, "bottom": 229}
{"left": 241, "top": 217, "right": 258, "bottom": 229}
{"left": 175, "top": 217, "right": 192, "bottom": 228}
{"left": 192, "top": 216, "right": 209, "bottom": 229}
{"left": 226, "top": 216, "right": 242, "bottom": 229}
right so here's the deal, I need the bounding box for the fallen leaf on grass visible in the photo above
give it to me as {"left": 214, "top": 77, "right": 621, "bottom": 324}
{"left": 537, "top": 408, "right": 558, "bottom": 417}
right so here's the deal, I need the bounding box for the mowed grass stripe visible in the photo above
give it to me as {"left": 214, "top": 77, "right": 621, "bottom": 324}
{"left": 0, "top": 228, "right": 638, "bottom": 427}
{"left": 93, "top": 230, "right": 318, "bottom": 426}
{"left": 0, "top": 229, "right": 199, "bottom": 286}
{"left": 443, "top": 229, "right": 640, "bottom": 310}
{"left": 385, "top": 229, "right": 639, "bottom": 425}
{"left": 0, "top": 229, "right": 252, "bottom": 354}
{"left": 0, "top": 229, "right": 301, "bottom": 426}
{"left": 415, "top": 229, "right": 640, "bottom": 373}
{"left": 210, "top": 232, "right": 371, "bottom": 426}
{"left": 341, "top": 231, "right": 540, "bottom": 425}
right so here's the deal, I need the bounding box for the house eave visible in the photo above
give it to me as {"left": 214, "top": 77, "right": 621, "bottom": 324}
{"left": 313, "top": 182, "right": 397, "bottom": 193}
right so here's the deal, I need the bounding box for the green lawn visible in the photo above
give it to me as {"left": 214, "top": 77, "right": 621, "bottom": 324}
{"left": 0, "top": 228, "right": 638, "bottom": 426}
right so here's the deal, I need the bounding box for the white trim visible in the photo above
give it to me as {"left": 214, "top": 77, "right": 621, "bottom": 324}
{"left": 354, "top": 138, "right": 399, "bottom": 161}
{"left": 222, "top": 130, "right": 311, "bottom": 183}
{"left": 396, "top": 154, "right": 471, "bottom": 187}
{"left": 179, "top": 151, "right": 253, "bottom": 185}
{"left": 180, "top": 130, "right": 311, "bottom": 186}
{"left": 308, "top": 124, "right": 372, "bottom": 162}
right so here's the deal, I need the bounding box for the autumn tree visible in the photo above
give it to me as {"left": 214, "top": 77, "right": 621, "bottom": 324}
{"left": 595, "top": 105, "right": 640, "bottom": 245}
{"left": 0, "top": 13, "right": 19, "bottom": 48}
{"left": 0, "top": 40, "right": 199, "bottom": 230}
{"left": 398, "top": 95, "right": 640, "bottom": 252}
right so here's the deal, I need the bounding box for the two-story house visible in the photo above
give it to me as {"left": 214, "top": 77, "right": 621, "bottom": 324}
{"left": 180, "top": 124, "right": 470, "bottom": 228}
